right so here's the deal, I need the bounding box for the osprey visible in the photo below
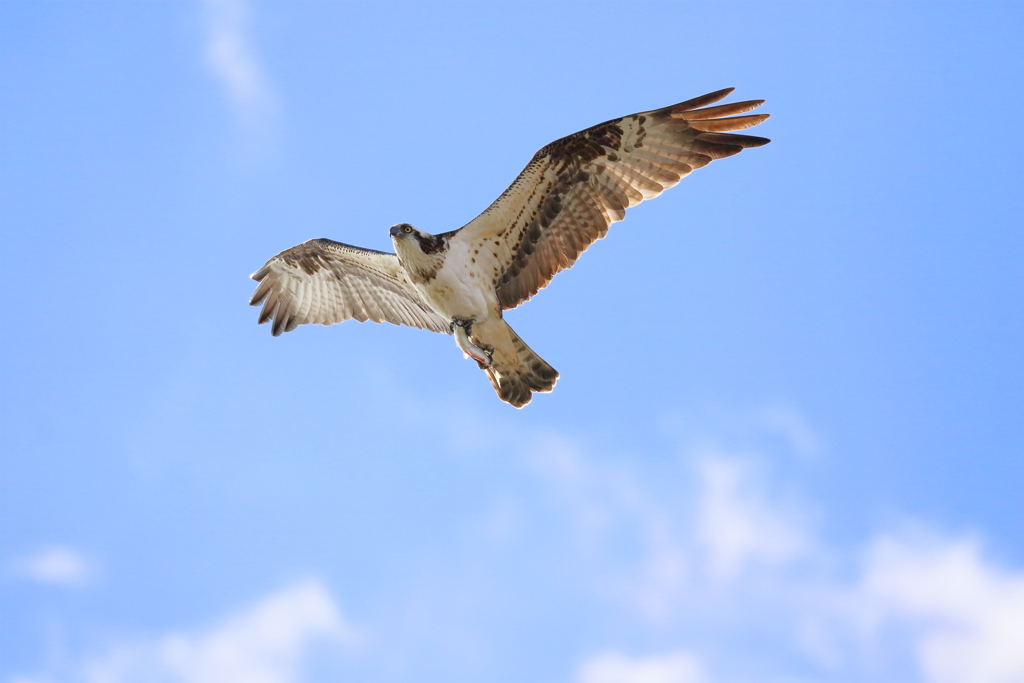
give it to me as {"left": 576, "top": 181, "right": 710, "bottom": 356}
{"left": 250, "top": 88, "right": 769, "bottom": 407}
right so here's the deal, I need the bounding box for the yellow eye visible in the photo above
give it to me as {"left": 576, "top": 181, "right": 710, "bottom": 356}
{"left": 403, "top": 226, "right": 412, "bottom": 233}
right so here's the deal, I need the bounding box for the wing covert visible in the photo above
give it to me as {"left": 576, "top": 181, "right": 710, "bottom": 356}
{"left": 249, "top": 238, "right": 451, "bottom": 336}
{"left": 449, "top": 88, "right": 770, "bottom": 310}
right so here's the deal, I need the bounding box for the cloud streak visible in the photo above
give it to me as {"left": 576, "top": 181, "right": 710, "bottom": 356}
{"left": 579, "top": 651, "right": 706, "bottom": 683}
{"left": 12, "top": 546, "right": 92, "bottom": 586}
{"left": 694, "top": 454, "right": 809, "bottom": 581}
{"left": 201, "top": 0, "right": 274, "bottom": 124}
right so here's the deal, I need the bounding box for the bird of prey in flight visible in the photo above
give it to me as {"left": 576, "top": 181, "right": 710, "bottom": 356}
{"left": 249, "top": 88, "right": 769, "bottom": 407}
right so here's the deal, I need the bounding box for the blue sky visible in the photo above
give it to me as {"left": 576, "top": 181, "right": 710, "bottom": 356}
{"left": 1, "top": 2, "right": 1021, "bottom": 682}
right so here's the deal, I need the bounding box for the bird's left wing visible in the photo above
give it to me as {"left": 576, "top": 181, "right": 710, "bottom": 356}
{"left": 447, "top": 88, "right": 770, "bottom": 310}
{"left": 249, "top": 238, "right": 451, "bottom": 336}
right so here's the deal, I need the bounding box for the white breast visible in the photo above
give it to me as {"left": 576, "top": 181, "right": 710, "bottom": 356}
{"left": 419, "top": 249, "right": 493, "bottom": 322}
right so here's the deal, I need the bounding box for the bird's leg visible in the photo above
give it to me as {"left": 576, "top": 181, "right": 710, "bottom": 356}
{"left": 451, "top": 318, "right": 492, "bottom": 368}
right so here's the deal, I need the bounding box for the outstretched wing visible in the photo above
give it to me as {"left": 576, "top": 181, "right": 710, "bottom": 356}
{"left": 448, "top": 88, "right": 770, "bottom": 310}
{"left": 249, "top": 238, "right": 451, "bottom": 336}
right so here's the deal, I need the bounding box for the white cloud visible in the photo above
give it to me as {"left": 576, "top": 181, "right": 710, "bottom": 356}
{"left": 201, "top": 0, "right": 274, "bottom": 122}
{"left": 527, "top": 437, "right": 691, "bottom": 620}
{"left": 694, "top": 455, "right": 809, "bottom": 581}
{"left": 16, "top": 580, "right": 356, "bottom": 683}
{"left": 861, "top": 533, "right": 1024, "bottom": 683}
{"left": 13, "top": 546, "right": 92, "bottom": 586}
{"left": 578, "top": 651, "right": 706, "bottom": 683}
{"left": 529, "top": 434, "right": 816, "bottom": 616}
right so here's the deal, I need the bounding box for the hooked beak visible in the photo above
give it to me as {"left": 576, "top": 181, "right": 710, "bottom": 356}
{"left": 390, "top": 225, "right": 403, "bottom": 237}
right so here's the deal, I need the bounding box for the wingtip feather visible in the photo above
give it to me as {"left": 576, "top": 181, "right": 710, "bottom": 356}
{"left": 695, "top": 132, "right": 771, "bottom": 148}
{"left": 249, "top": 281, "right": 272, "bottom": 307}
{"left": 669, "top": 88, "right": 736, "bottom": 114}
{"left": 685, "top": 113, "right": 771, "bottom": 133}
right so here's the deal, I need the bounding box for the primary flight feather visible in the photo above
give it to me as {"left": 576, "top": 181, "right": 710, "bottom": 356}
{"left": 249, "top": 88, "right": 770, "bottom": 407}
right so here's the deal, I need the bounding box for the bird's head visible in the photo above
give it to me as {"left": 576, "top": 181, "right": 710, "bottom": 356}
{"left": 389, "top": 223, "right": 420, "bottom": 240}
{"left": 390, "top": 223, "right": 449, "bottom": 257}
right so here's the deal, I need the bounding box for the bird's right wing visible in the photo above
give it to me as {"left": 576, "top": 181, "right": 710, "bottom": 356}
{"left": 249, "top": 238, "right": 451, "bottom": 336}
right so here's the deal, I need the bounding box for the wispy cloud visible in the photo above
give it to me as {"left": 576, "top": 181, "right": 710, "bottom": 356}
{"left": 527, "top": 437, "right": 691, "bottom": 620}
{"left": 758, "top": 403, "right": 821, "bottom": 457}
{"left": 201, "top": 0, "right": 275, "bottom": 125}
{"left": 12, "top": 546, "right": 93, "bottom": 586}
{"left": 579, "top": 651, "right": 706, "bottom": 683}
{"left": 694, "top": 454, "right": 809, "bottom": 581}
{"left": 15, "top": 580, "right": 356, "bottom": 683}
{"left": 527, "top": 435, "right": 813, "bottom": 618}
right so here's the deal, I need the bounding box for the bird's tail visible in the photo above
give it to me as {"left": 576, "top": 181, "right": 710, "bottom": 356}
{"left": 469, "top": 318, "right": 558, "bottom": 408}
